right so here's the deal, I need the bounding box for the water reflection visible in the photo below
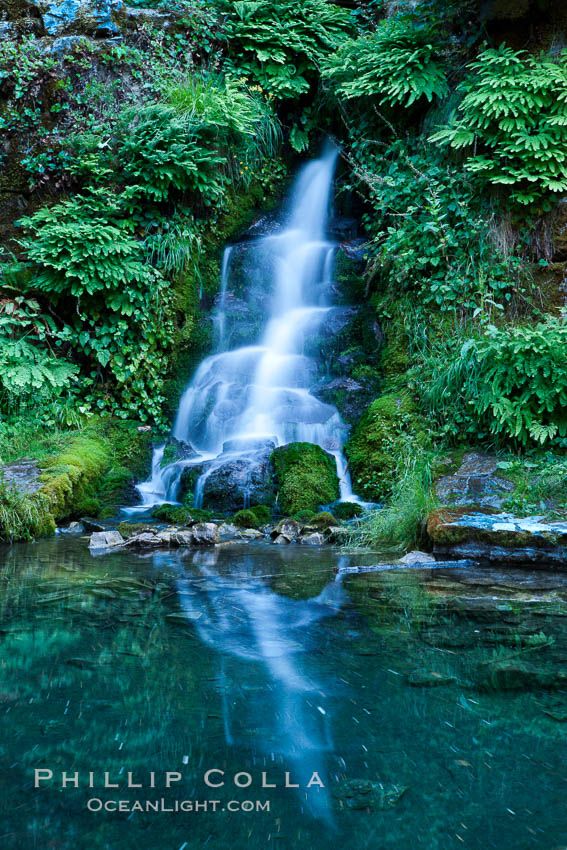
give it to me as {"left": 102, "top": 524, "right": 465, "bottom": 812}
{"left": 175, "top": 549, "right": 349, "bottom": 823}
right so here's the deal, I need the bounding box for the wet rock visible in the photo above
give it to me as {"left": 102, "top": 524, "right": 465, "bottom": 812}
{"left": 399, "top": 551, "right": 436, "bottom": 565}
{"left": 273, "top": 534, "right": 291, "bottom": 545}
{"left": 240, "top": 528, "right": 264, "bottom": 539}
{"left": 191, "top": 523, "right": 220, "bottom": 545}
{"left": 192, "top": 441, "right": 276, "bottom": 513}
{"left": 271, "top": 518, "right": 302, "bottom": 542}
{"left": 171, "top": 530, "right": 194, "bottom": 546}
{"left": 435, "top": 452, "right": 514, "bottom": 508}
{"left": 334, "top": 779, "right": 408, "bottom": 811}
{"left": 427, "top": 509, "right": 567, "bottom": 565}
{"left": 553, "top": 198, "right": 567, "bottom": 260}
{"left": 407, "top": 669, "right": 456, "bottom": 687}
{"left": 0, "top": 459, "right": 41, "bottom": 495}
{"left": 218, "top": 522, "right": 242, "bottom": 540}
{"left": 325, "top": 526, "right": 349, "bottom": 544}
{"left": 58, "top": 521, "right": 84, "bottom": 535}
{"left": 126, "top": 531, "right": 163, "bottom": 547}
{"left": 81, "top": 517, "right": 106, "bottom": 532}
{"left": 89, "top": 530, "right": 124, "bottom": 549}
{"left": 32, "top": 0, "right": 124, "bottom": 37}
{"left": 309, "top": 511, "right": 337, "bottom": 530}
{"left": 301, "top": 532, "right": 325, "bottom": 545}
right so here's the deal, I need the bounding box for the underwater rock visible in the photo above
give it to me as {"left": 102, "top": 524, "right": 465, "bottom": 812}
{"left": 476, "top": 660, "right": 566, "bottom": 691}
{"left": 334, "top": 779, "right": 408, "bottom": 811}
{"left": 88, "top": 530, "right": 124, "bottom": 549}
{"left": 435, "top": 452, "right": 514, "bottom": 508}
{"left": 427, "top": 509, "right": 567, "bottom": 565}
{"left": 407, "top": 670, "right": 457, "bottom": 687}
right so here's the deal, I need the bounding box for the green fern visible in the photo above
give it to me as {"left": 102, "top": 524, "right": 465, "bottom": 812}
{"left": 430, "top": 45, "right": 567, "bottom": 204}
{"left": 321, "top": 17, "right": 449, "bottom": 107}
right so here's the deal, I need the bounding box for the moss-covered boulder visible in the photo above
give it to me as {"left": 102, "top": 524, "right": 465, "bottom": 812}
{"left": 233, "top": 509, "right": 259, "bottom": 529}
{"left": 271, "top": 442, "right": 339, "bottom": 514}
{"left": 345, "top": 392, "right": 417, "bottom": 502}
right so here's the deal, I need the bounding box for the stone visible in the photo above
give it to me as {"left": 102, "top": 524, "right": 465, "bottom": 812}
{"left": 218, "top": 522, "right": 242, "bottom": 540}
{"left": 127, "top": 532, "right": 163, "bottom": 547}
{"left": 0, "top": 459, "right": 41, "bottom": 495}
{"left": 271, "top": 518, "right": 302, "bottom": 542}
{"left": 191, "top": 523, "right": 220, "bottom": 545}
{"left": 240, "top": 528, "right": 264, "bottom": 539}
{"left": 58, "top": 521, "right": 84, "bottom": 534}
{"left": 325, "top": 526, "right": 349, "bottom": 544}
{"left": 32, "top": 0, "right": 124, "bottom": 37}
{"left": 88, "top": 530, "right": 124, "bottom": 549}
{"left": 427, "top": 509, "right": 567, "bottom": 565}
{"left": 301, "top": 532, "right": 325, "bottom": 545}
{"left": 476, "top": 660, "right": 565, "bottom": 692}
{"left": 272, "top": 534, "right": 291, "bottom": 545}
{"left": 171, "top": 530, "right": 194, "bottom": 546}
{"left": 189, "top": 441, "right": 276, "bottom": 512}
{"left": 81, "top": 517, "right": 106, "bottom": 532}
{"left": 334, "top": 779, "right": 408, "bottom": 811}
{"left": 399, "top": 551, "right": 436, "bottom": 565}
{"left": 435, "top": 452, "right": 514, "bottom": 509}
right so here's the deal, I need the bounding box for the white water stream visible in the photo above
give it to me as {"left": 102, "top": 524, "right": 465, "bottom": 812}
{"left": 134, "top": 145, "right": 359, "bottom": 511}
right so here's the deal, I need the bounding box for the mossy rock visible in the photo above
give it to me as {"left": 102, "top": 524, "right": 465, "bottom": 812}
{"left": 309, "top": 511, "right": 338, "bottom": 529}
{"left": 332, "top": 501, "right": 364, "bottom": 520}
{"left": 151, "top": 504, "right": 192, "bottom": 525}
{"left": 271, "top": 442, "right": 339, "bottom": 514}
{"left": 233, "top": 509, "right": 259, "bottom": 529}
{"left": 294, "top": 509, "right": 315, "bottom": 523}
{"left": 249, "top": 504, "right": 271, "bottom": 524}
{"left": 345, "top": 393, "right": 418, "bottom": 502}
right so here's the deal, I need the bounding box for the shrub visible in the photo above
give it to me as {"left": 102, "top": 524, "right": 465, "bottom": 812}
{"left": 219, "top": 0, "right": 353, "bottom": 100}
{"left": 430, "top": 45, "right": 567, "bottom": 205}
{"left": 271, "top": 442, "right": 339, "bottom": 514}
{"left": 474, "top": 320, "right": 567, "bottom": 446}
{"left": 309, "top": 511, "right": 337, "bottom": 529}
{"left": 249, "top": 504, "right": 271, "bottom": 524}
{"left": 332, "top": 501, "right": 363, "bottom": 520}
{"left": 233, "top": 508, "right": 260, "bottom": 528}
{"left": 321, "top": 17, "right": 449, "bottom": 107}
{"left": 152, "top": 503, "right": 192, "bottom": 524}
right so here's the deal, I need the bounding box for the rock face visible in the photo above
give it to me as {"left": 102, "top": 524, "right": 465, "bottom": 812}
{"left": 435, "top": 452, "right": 514, "bottom": 508}
{"left": 31, "top": 0, "right": 123, "bottom": 37}
{"left": 334, "top": 779, "right": 408, "bottom": 811}
{"left": 89, "top": 530, "right": 124, "bottom": 549}
{"left": 191, "top": 523, "right": 221, "bottom": 545}
{"left": 427, "top": 509, "right": 567, "bottom": 565}
{"left": 186, "top": 438, "right": 276, "bottom": 512}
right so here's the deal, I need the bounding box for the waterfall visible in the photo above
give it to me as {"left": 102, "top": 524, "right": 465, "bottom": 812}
{"left": 132, "top": 145, "right": 360, "bottom": 511}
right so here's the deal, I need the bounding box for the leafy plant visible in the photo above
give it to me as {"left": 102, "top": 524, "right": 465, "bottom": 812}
{"left": 219, "top": 0, "right": 353, "bottom": 100}
{"left": 430, "top": 45, "right": 567, "bottom": 205}
{"left": 321, "top": 17, "right": 449, "bottom": 107}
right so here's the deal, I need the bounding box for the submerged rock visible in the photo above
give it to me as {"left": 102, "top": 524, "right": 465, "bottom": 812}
{"left": 88, "top": 530, "right": 124, "bottom": 550}
{"left": 334, "top": 779, "right": 408, "bottom": 811}
{"left": 476, "top": 660, "right": 566, "bottom": 692}
{"left": 399, "top": 551, "right": 436, "bottom": 565}
{"left": 407, "top": 669, "right": 456, "bottom": 687}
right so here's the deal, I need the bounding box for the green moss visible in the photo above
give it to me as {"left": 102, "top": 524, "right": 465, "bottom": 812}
{"left": 271, "top": 442, "right": 339, "bottom": 514}
{"left": 151, "top": 503, "right": 192, "bottom": 524}
{"left": 249, "top": 504, "right": 271, "bottom": 524}
{"left": 345, "top": 392, "right": 418, "bottom": 502}
{"left": 294, "top": 509, "right": 315, "bottom": 523}
{"left": 309, "top": 511, "right": 338, "bottom": 529}
{"left": 333, "top": 501, "right": 364, "bottom": 520}
{"left": 233, "top": 509, "right": 260, "bottom": 529}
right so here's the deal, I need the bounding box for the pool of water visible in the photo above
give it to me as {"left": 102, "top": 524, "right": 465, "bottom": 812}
{"left": 0, "top": 537, "right": 566, "bottom": 849}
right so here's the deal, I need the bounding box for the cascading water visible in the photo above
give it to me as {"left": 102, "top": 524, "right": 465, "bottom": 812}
{"left": 135, "top": 144, "right": 360, "bottom": 511}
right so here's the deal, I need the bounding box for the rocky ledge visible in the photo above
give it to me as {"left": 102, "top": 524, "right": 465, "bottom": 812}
{"left": 428, "top": 510, "right": 567, "bottom": 565}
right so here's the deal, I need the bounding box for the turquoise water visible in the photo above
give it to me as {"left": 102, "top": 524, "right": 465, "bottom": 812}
{"left": 0, "top": 537, "right": 566, "bottom": 849}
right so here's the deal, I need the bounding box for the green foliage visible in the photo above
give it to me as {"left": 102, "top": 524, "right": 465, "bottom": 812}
{"left": 350, "top": 140, "right": 516, "bottom": 312}
{"left": 350, "top": 449, "right": 436, "bottom": 554}
{"left": 474, "top": 320, "right": 567, "bottom": 446}
{"left": 430, "top": 46, "right": 567, "bottom": 205}
{"left": 233, "top": 508, "right": 260, "bottom": 528}
{"left": 309, "top": 511, "right": 337, "bottom": 529}
{"left": 0, "top": 482, "right": 55, "bottom": 544}
{"left": 332, "top": 501, "right": 363, "bottom": 520}
{"left": 321, "top": 17, "right": 449, "bottom": 107}
{"left": 220, "top": 0, "right": 353, "bottom": 100}
{"left": 152, "top": 503, "right": 193, "bottom": 524}
{"left": 346, "top": 393, "right": 420, "bottom": 502}
{"left": 271, "top": 442, "right": 339, "bottom": 514}
{"left": 249, "top": 503, "right": 271, "bottom": 524}
{"left": 18, "top": 192, "right": 148, "bottom": 314}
